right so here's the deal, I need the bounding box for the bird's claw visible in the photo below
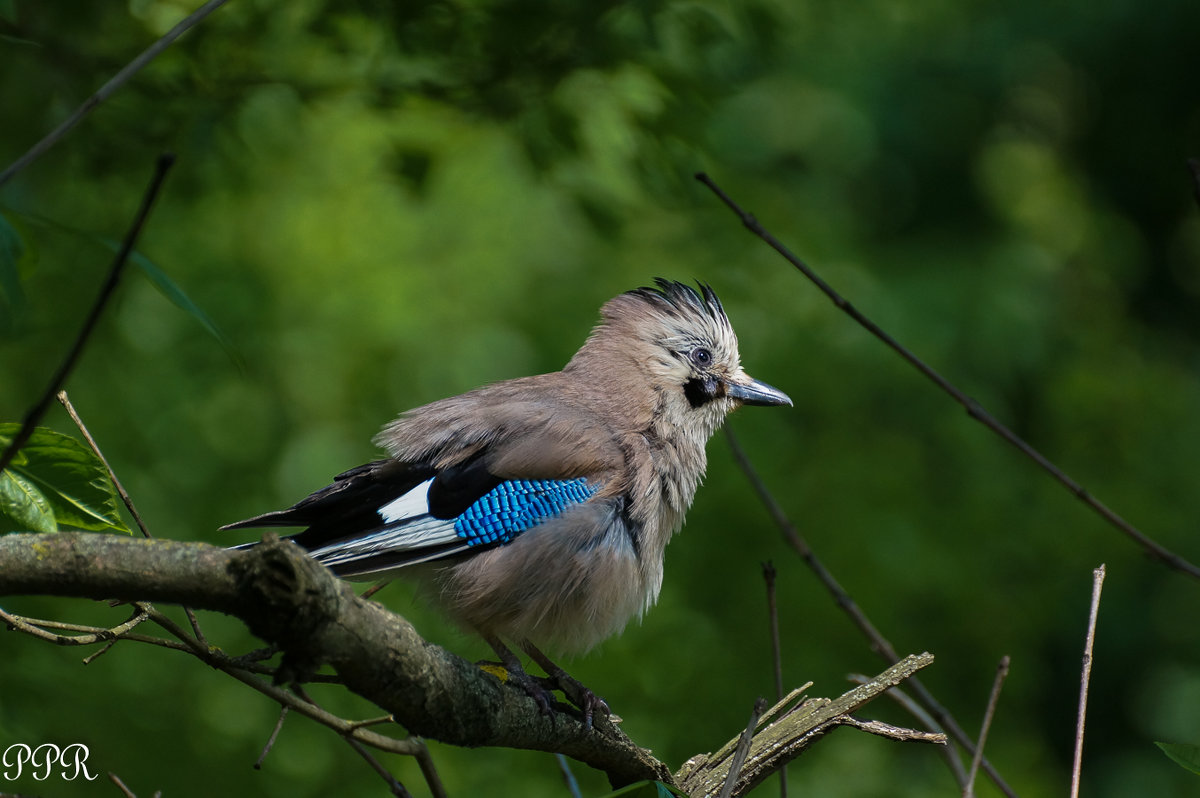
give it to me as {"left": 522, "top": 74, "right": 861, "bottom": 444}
{"left": 577, "top": 687, "right": 610, "bottom": 729}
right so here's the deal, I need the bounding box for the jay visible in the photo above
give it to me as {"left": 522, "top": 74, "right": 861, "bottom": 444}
{"left": 224, "top": 279, "right": 790, "bottom": 725}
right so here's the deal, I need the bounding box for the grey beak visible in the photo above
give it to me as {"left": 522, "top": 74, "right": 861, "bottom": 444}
{"left": 726, "top": 375, "right": 792, "bottom": 407}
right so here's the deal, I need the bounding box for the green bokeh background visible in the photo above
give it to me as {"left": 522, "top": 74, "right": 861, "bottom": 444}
{"left": 2, "top": 1, "right": 1199, "bottom": 795}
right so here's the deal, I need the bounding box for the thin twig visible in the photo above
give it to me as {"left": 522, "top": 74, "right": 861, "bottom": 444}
{"left": 762, "top": 561, "right": 787, "bottom": 798}
{"left": 698, "top": 172, "right": 1200, "bottom": 581}
{"left": 129, "top": 603, "right": 414, "bottom": 754}
{"left": 184, "top": 606, "right": 208, "bottom": 648}
{"left": 58, "top": 391, "right": 151, "bottom": 537}
{"left": 413, "top": 739, "right": 449, "bottom": 798}
{"left": 964, "top": 656, "right": 1010, "bottom": 798}
{"left": 0, "top": 604, "right": 149, "bottom": 646}
{"left": 346, "top": 715, "right": 396, "bottom": 731}
{"left": 849, "top": 674, "right": 968, "bottom": 787}
{"left": 726, "top": 427, "right": 1017, "bottom": 798}
{"left": 362, "top": 580, "right": 392, "bottom": 600}
{"left": 82, "top": 638, "right": 121, "bottom": 665}
{"left": 59, "top": 391, "right": 212, "bottom": 647}
{"left": 0, "top": 0, "right": 228, "bottom": 188}
{"left": 762, "top": 562, "right": 784, "bottom": 702}
{"left": 1071, "top": 565, "right": 1106, "bottom": 798}
{"left": 291, "top": 684, "right": 413, "bottom": 797}
{"left": 837, "top": 716, "right": 948, "bottom": 743}
{"left": 0, "top": 154, "right": 175, "bottom": 475}
{"left": 344, "top": 735, "right": 414, "bottom": 797}
{"left": 254, "top": 706, "right": 290, "bottom": 770}
{"left": 719, "top": 698, "right": 767, "bottom": 798}
{"left": 109, "top": 772, "right": 138, "bottom": 798}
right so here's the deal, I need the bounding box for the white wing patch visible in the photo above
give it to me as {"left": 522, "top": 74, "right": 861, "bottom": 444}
{"left": 309, "top": 477, "right": 462, "bottom": 568}
{"left": 378, "top": 478, "right": 434, "bottom": 523}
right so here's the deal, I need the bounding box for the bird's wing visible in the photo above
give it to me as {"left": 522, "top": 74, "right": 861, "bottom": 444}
{"left": 223, "top": 386, "right": 628, "bottom": 576}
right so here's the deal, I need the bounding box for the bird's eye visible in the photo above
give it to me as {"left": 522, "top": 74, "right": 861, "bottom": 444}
{"left": 689, "top": 347, "right": 713, "bottom": 368}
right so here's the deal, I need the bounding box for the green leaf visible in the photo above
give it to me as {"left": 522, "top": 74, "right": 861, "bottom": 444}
{"left": 1156, "top": 742, "right": 1200, "bottom": 775}
{"left": 99, "top": 237, "right": 241, "bottom": 365}
{"left": 600, "top": 781, "right": 689, "bottom": 798}
{"left": 0, "top": 424, "right": 131, "bottom": 534}
{"left": 0, "top": 468, "right": 56, "bottom": 533}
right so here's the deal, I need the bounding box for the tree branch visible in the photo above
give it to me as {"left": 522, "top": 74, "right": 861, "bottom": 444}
{"left": 698, "top": 172, "right": 1200, "bottom": 581}
{"left": 0, "top": 531, "right": 670, "bottom": 787}
{"left": 0, "top": 0, "right": 229, "bottom": 188}
{"left": 725, "top": 427, "right": 1016, "bottom": 797}
{"left": 677, "top": 653, "right": 944, "bottom": 798}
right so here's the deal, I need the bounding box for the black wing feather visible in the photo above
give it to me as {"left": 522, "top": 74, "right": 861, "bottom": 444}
{"left": 221, "top": 456, "right": 512, "bottom": 560}
{"left": 221, "top": 459, "right": 435, "bottom": 551}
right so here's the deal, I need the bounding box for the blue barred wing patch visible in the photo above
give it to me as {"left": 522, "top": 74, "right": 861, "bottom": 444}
{"left": 454, "top": 478, "right": 597, "bottom": 546}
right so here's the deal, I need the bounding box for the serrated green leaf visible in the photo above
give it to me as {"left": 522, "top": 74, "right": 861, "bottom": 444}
{"left": 0, "top": 468, "right": 57, "bottom": 533}
{"left": 0, "top": 423, "right": 131, "bottom": 534}
{"left": 1156, "top": 741, "right": 1200, "bottom": 775}
{"left": 600, "top": 781, "right": 689, "bottom": 798}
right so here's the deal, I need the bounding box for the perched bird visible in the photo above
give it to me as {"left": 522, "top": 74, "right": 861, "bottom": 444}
{"left": 224, "top": 279, "right": 790, "bottom": 724}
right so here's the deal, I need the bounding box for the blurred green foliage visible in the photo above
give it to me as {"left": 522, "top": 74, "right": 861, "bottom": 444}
{"left": 2, "top": 0, "right": 1199, "bottom": 795}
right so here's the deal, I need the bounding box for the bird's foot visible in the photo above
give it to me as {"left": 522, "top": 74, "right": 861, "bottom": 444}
{"left": 522, "top": 641, "right": 613, "bottom": 730}
{"left": 555, "top": 673, "right": 611, "bottom": 729}
{"left": 507, "top": 666, "right": 557, "bottom": 715}
{"left": 480, "top": 639, "right": 557, "bottom": 716}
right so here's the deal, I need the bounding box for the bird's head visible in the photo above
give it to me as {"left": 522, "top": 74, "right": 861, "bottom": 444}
{"left": 569, "top": 279, "right": 791, "bottom": 436}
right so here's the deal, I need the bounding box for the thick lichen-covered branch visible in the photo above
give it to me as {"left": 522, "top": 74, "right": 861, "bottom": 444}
{"left": 0, "top": 531, "right": 669, "bottom": 787}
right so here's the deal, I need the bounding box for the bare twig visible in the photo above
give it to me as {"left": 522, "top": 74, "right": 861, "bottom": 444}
{"left": 184, "top": 606, "right": 208, "bottom": 648}
{"left": 762, "top": 561, "right": 787, "bottom": 798}
{"left": 837, "top": 716, "right": 948, "bottom": 743}
{"left": 726, "top": 427, "right": 1017, "bottom": 797}
{"left": 0, "top": 154, "right": 175, "bottom": 475}
{"left": 346, "top": 715, "right": 397, "bottom": 730}
{"left": 849, "top": 673, "right": 968, "bottom": 787}
{"left": 254, "top": 706, "right": 290, "bottom": 769}
{"left": 81, "top": 639, "right": 120, "bottom": 664}
{"left": 291, "top": 683, "right": 414, "bottom": 797}
{"left": 362, "top": 580, "right": 392, "bottom": 600}
{"left": 1071, "top": 565, "right": 1106, "bottom": 798}
{"left": 345, "top": 735, "right": 414, "bottom": 797}
{"left": 0, "top": 604, "right": 149, "bottom": 646}
{"left": 762, "top": 563, "right": 784, "bottom": 702}
{"left": 964, "top": 656, "right": 1011, "bottom": 797}
{"left": 414, "top": 740, "right": 449, "bottom": 798}
{"left": 698, "top": 172, "right": 1200, "bottom": 581}
{"left": 720, "top": 698, "right": 767, "bottom": 798}
{"left": 58, "top": 390, "right": 151, "bottom": 538}
{"left": 678, "top": 654, "right": 943, "bottom": 798}
{"left": 59, "top": 391, "right": 212, "bottom": 649}
{"left": 109, "top": 772, "right": 138, "bottom": 798}
{"left": 0, "top": 0, "right": 228, "bottom": 188}
{"left": 121, "top": 602, "right": 422, "bottom": 758}
{"left": 1, "top": 609, "right": 197, "bottom": 656}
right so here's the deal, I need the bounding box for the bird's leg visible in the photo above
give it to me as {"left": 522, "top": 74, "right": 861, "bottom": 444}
{"left": 521, "top": 640, "right": 611, "bottom": 729}
{"left": 482, "top": 633, "right": 554, "bottom": 715}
